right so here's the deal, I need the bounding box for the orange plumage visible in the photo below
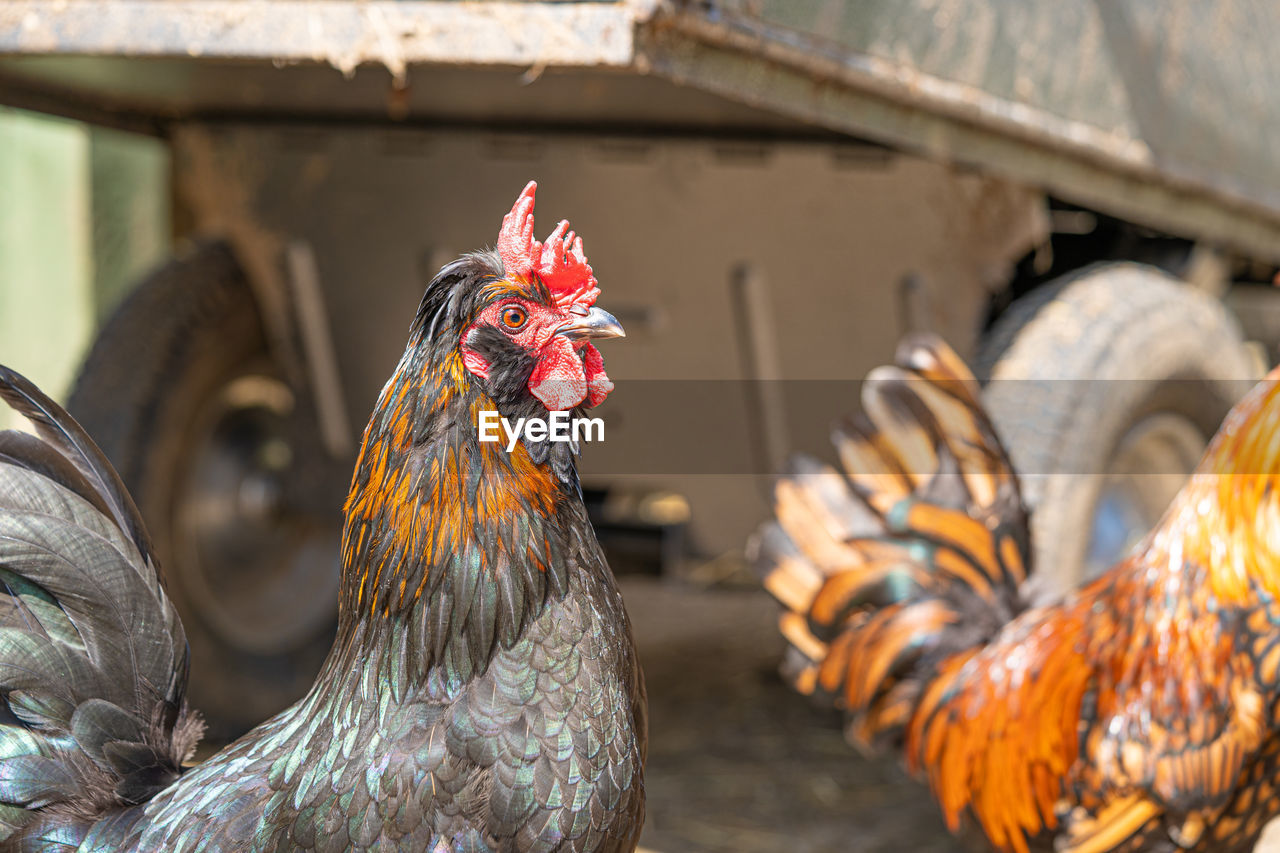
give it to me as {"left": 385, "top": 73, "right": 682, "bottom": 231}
{"left": 753, "top": 333, "right": 1280, "bottom": 852}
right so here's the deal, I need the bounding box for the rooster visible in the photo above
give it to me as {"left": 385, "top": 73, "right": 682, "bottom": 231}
{"left": 753, "top": 333, "right": 1280, "bottom": 853}
{"left": 0, "top": 181, "right": 646, "bottom": 851}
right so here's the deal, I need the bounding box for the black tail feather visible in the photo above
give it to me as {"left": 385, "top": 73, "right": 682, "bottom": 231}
{"left": 0, "top": 365, "right": 198, "bottom": 844}
{"left": 0, "top": 367, "right": 154, "bottom": 566}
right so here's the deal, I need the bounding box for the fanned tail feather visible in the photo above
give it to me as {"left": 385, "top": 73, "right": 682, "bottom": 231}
{"left": 0, "top": 366, "right": 201, "bottom": 845}
{"left": 750, "top": 333, "right": 1032, "bottom": 748}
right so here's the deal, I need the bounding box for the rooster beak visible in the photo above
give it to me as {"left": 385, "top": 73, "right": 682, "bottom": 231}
{"left": 557, "top": 306, "right": 626, "bottom": 341}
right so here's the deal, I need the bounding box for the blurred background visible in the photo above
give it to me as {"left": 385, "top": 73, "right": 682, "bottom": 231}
{"left": 3, "top": 1, "right": 1280, "bottom": 849}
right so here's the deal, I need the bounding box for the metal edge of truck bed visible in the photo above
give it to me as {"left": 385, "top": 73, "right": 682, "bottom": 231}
{"left": 0, "top": 0, "right": 651, "bottom": 80}
{"left": 636, "top": 2, "right": 1280, "bottom": 266}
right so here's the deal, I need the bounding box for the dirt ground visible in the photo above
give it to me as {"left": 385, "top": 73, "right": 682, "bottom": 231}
{"left": 622, "top": 578, "right": 960, "bottom": 853}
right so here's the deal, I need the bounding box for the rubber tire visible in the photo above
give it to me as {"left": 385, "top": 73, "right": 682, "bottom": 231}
{"left": 976, "top": 263, "right": 1258, "bottom": 601}
{"left": 67, "top": 242, "right": 336, "bottom": 739}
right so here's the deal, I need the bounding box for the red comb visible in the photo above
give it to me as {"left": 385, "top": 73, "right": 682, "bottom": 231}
{"left": 497, "top": 181, "right": 600, "bottom": 308}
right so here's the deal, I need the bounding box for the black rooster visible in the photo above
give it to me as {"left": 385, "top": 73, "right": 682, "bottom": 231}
{"left": 0, "top": 182, "right": 646, "bottom": 851}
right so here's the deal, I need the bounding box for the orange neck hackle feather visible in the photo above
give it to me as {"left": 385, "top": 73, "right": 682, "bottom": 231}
{"left": 340, "top": 355, "right": 560, "bottom": 621}
{"left": 1152, "top": 370, "right": 1280, "bottom": 607}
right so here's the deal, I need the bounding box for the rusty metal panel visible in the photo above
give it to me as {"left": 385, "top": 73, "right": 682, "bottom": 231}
{"left": 686, "top": 0, "right": 1280, "bottom": 228}
{"left": 1101, "top": 2, "right": 1280, "bottom": 222}
{"left": 0, "top": 1, "right": 647, "bottom": 79}
{"left": 717, "top": 1, "right": 1140, "bottom": 143}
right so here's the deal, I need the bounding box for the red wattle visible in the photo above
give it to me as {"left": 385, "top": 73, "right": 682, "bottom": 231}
{"left": 529, "top": 335, "right": 588, "bottom": 411}
{"left": 582, "top": 344, "right": 613, "bottom": 407}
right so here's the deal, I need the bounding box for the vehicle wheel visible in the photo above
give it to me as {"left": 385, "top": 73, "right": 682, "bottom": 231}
{"left": 976, "top": 262, "right": 1258, "bottom": 601}
{"left": 67, "top": 242, "right": 348, "bottom": 739}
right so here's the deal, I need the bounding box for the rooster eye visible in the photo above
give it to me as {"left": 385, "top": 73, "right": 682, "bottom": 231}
{"left": 500, "top": 306, "right": 527, "bottom": 331}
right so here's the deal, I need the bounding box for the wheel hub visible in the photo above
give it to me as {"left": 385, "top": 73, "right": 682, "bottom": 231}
{"left": 1084, "top": 412, "right": 1207, "bottom": 580}
{"left": 172, "top": 374, "right": 341, "bottom": 655}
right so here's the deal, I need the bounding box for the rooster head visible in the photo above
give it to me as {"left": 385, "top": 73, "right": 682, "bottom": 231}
{"left": 414, "top": 181, "right": 623, "bottom": 415}
{"left": 343, "top": 182, "right": 621, "bottom": 623}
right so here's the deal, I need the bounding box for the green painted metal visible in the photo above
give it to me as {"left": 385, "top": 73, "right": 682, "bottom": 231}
{"left": 0, "top": 107, "right": 92, "bottom": 425}
{"left": 89, "top": 126, "right": 169, "bottom": 322}
{"left": 643, "top": 0, "right": 1280, "bottom": 263}
{"left": 0, "top": 110, "right": 168, "bottom": 426}
{"left": 698, "top": 0, "right": 1280, "bottom": 217}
